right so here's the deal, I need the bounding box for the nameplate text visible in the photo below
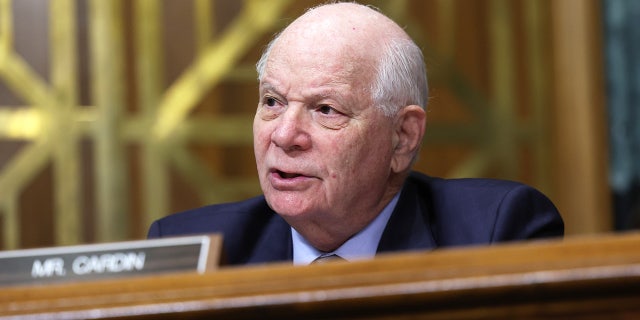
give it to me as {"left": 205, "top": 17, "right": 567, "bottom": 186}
{"left": 0, "top": 234, "right": 221, "bottom": 287}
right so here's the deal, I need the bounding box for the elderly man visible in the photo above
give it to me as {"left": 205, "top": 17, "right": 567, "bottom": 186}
{"left": 148, "top": 2, "right": 563, "bottom": 265}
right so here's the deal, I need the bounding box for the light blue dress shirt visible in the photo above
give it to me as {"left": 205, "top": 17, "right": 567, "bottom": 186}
{"left": 292, "top": 192, "right": 401, "bottom": 265}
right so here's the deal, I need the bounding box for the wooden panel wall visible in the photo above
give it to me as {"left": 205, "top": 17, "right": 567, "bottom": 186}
{"left": 0, "top": 0, "right": 610, "bottom": 249}
{"left": 550, "top": 0, "right": 612, "bottom": 234}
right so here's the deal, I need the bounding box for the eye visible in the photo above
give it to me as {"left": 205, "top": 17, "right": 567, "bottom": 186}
{"left": 313, "top": 104, "right": 350, "bottom": 129}
{"left": 265, "top": 96, "right": 277, "bottom": 107}
{"left": 318, "top": 105, "right": 337, "bottom": 115}
{"left": 257, "top": 95, "right": 284, "bottom": 121}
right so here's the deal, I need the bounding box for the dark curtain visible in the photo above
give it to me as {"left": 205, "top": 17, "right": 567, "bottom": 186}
{"left": 603, "top": 0, "right": 640, "bottom": 230}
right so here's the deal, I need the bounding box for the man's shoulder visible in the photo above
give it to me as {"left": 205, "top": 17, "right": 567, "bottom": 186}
{"left": 148, "top": 196, "right": 293, "bottom": 265}
{"left": 408, "top": 170, "right": 526, "bottom": 192}
{"left": 407, "top": 170, "right": 557, "bottom": 211}
{"left": 407, "top": 171, "right": 549, "bottom": 207}
{"left": 404, "top": 171, "right": 563, "bottom": 243}
{"left": 148, "top": 195, "right": 273, "bottom": 238}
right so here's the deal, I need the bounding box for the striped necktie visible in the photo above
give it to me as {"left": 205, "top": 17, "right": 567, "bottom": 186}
{"left": 311, "top": 254, "right": 345, "bottom": 264}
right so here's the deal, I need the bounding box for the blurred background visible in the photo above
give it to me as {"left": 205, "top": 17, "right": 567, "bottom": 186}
{"left": 0, "top": 0, "right": 636, "bottom": 250}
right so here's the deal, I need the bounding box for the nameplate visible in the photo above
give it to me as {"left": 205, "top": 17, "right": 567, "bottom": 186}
{"left": 0, "top": 234, "right": 222, "bottom": 287}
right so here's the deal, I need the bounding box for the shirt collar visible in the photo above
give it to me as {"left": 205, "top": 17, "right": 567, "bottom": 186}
{"left": 291, "top": 192, "right": 401, "bottom": 265}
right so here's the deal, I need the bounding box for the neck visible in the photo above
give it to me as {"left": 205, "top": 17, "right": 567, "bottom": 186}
{"left": 295, "top": 187, "right": 403, "bottom": 252}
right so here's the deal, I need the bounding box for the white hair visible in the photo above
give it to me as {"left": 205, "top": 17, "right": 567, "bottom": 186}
{"left": 372, "top": 38, "right": 428, "bottom": 116}
{"left": 256, "top": 35, "right": 277, "bottom": 83}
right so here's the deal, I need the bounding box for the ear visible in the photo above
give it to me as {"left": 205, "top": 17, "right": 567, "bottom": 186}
{"left": 390, "top": 105, "right": 426, "bottom": 173}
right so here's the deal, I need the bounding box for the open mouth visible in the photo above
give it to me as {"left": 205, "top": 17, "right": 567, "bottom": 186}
{"left": 277, "top": 170, "right": 303, "bottom": 179}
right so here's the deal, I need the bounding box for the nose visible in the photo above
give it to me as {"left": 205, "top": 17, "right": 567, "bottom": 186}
{"left": 271, "top": 106, "right": 311, "bottom": 152}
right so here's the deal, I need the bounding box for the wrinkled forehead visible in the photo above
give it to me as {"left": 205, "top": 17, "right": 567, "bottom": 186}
{"left": 262, "top": 41, "right": 373, "bottom": 104}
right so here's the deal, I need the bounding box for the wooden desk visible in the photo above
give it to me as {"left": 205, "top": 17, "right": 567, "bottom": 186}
{"left": 2, "top": 232, "right": 640, "bottom": 319}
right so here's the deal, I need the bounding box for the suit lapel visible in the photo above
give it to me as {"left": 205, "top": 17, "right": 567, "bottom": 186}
{"left": 244, "top": 210, "right": 293, "bottom": 264}
{"left": 377, "top": 177, "right": 438, "bottom": 253}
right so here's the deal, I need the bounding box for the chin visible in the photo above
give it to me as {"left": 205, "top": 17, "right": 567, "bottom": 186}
{"left": 265, "top": 194, "right": 312, "bottom": 217}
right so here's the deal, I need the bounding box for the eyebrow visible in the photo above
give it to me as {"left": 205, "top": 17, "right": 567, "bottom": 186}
{"left": 259, "top": 82, "right": 279, "bottom": 93}
{"left": 260, "top": 80, "right": 350, "bottom": 106}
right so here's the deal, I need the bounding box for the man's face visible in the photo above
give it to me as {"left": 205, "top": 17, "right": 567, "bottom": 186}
{"left": 253, "top": 35, "right": 399, "bottom": 234}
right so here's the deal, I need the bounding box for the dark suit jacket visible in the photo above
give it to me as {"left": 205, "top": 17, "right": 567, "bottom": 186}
{"left": 148, "top": 171, "right": 564, "bottom": 265}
